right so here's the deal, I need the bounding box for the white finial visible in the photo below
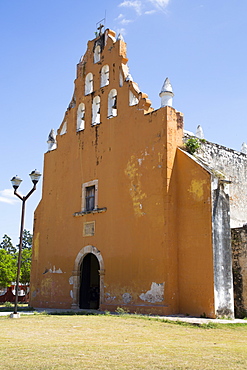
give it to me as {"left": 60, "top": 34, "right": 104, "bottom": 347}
{"left": 125, "top": 73, "right": 133, "bottom": 82}
{"left": 241, "top": 142, "right": 247, "bottom": 154}
{"left": 117, "top": 33, "right": 124, "bottom": 41}
{"left": 159, "top": 77, "right": 174, "bottom": 107}
{"left": 47, "top": 129, "right": 57, "bottom": 151}
{"left": 195, "top": 125, "right": 204, "bottom": 139}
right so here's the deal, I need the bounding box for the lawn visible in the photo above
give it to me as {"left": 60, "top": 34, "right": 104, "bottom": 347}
{"left": 0, "top": 313, "right": 247, "bottom": 369}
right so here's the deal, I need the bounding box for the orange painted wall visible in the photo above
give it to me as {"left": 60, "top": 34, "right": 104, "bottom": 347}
{"left": 174, "top": 149, "right": 215, "bottom": 317}
{"left": 30, "top": 29, "right": 215, "bottom": 316}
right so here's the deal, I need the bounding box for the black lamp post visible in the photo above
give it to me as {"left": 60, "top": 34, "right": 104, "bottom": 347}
{"left": 10, "top": 170, "right": 41, "bottom": 316}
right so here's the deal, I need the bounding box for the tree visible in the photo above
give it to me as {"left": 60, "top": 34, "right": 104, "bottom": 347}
{"left": 0, "top": 249, "right": 16, "bottom": 288}
{"left": 0, "top": 230, "right": 33, "bottom": 287}
{"left": 19, "top": 230, "right": 33, "bottom": 285}
{"left": 0, "top": 234, "right": 16, "bottom": 254}
{"left": 20, "top": 248, "right": 32, "bottom": 285}
{"left": 20, "top": 229, "right": 32, "bottom": 250}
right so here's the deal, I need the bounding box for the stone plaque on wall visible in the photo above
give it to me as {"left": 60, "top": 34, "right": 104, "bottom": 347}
{"left": 83, "top": 221, "right": 95, "bottom": 237}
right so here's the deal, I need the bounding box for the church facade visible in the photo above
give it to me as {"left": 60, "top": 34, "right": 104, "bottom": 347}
{"left": 30, "top": 29, "right": 234, "bottom": 318}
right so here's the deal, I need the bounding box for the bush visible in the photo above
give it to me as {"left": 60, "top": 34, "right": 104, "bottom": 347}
{"left": 185, "top": 137, "right": 201, "bottom": 154}
{"left": 115, "top": 306, "right": 129, "bottom": 315}
{"left": 4, "top": 301, "right": 12, "bottom": 308}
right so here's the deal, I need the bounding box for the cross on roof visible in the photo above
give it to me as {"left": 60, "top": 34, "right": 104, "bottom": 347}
{"left": 97, "top": 23, "right": 104, "bottom": 36}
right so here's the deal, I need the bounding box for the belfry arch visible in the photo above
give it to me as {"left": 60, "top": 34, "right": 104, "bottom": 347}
{"left": 71, "top": 245, "right": 105, "bottom": 309}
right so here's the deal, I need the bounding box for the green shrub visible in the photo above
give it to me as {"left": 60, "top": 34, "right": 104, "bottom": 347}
{"left": 4, "top": 301, "right": 12, "bottom": 308}
{"left": 185, "top": 137, "right": 201, "bottom": 154}
{"left": 115, "top": 306, "right": 129, "bottom": 315}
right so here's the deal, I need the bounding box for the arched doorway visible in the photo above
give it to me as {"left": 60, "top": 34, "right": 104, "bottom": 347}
{"left": 71, "top": 245, "right": 105, "bottom": 310}
{"left": 79, "top": 253, "right": 100, "bottom": 309}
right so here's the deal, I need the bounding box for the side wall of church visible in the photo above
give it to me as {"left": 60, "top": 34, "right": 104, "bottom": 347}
{"left": 174, "top": 149, "right": 216, "bottom": 317}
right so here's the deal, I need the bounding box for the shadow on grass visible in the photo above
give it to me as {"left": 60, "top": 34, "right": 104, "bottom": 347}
{"left": 47, "top": 310, "right": 99, "bottom": 316}
{"left": 32, "top": 310, "right": 247, "bottom": 329}
{"left": 0, "top": 303, "right": 34, "bottom": 312}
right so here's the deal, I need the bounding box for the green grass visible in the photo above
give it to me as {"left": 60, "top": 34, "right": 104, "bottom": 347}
{"left": 0, "top": 314, "right": 247, "bottom": 369}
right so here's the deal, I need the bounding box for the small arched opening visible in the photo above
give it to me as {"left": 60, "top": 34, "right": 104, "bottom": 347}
{"left": 85, "top": 72, "right": 93, "bottom": 95}
{"left": 108, "top": 89, "right": 117, "bottom": 118}
{"left": 92, "top": 95, "right": 101, "bottom": 125}
{"left": 77, "top": 103, "right": 85, "bottom": 131}
{"left": 94, "top": 45, "right": 101, "bottom": 63}
{"left": 101, "top": 64, "right": 110, "bottom": 87}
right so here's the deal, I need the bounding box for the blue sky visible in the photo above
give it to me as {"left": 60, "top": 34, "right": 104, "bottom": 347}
{"left": 1, "top": 0, "right": 247, "bottom": 245}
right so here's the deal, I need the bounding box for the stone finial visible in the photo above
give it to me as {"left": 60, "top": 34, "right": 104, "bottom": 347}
{"left": 195, "top": 125, "right": 204, "bottom": 139}
{"left": 241, "top": 142, "right": 247, "bottom": 154}
{"left": 125, "top": 74, "right": 133, "bottom": 82}
{"left": 47, "top": 129, "right": 57, "bottom": 151}
{"left": 117, "top": 33, "right": 124, "bottom": 41}
{"left": 159, "top": 77, "right": 174, "bottom": 107}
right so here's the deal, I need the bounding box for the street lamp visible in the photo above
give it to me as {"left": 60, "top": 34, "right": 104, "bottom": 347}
{"left": 10, "top": 170, "right": 41, "bottom": 318}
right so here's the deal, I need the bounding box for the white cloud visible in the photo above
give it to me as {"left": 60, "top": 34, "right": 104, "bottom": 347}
{"left": 148, "top": 0, "right": 170, "bottom": 11}
{"left": 120, "top": 18, "right": 134, "bottom": 25}
{"left": 0, "top": 189, "right": 18, "bottom": 204}
{"left": 115, "top": 13, "right": 124, "bottom": 20}
{"left": 145, "top": 9, "right": 156, "bottom": 14}
{"left": 116, "top": 0, "right": 170, "bottom": 32}
{"left": 117, "top": 27, "right": 127, "bottom": 36}
{"left": 148, "top": 0, "right": 170, "bottom": 6}
{"left": 119, "top": 1, "right": 142, "bottom": 15}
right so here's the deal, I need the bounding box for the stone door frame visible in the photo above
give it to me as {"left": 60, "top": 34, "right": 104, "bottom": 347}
{"left": 71, "top": 245, "right": 105, "bottom": 309}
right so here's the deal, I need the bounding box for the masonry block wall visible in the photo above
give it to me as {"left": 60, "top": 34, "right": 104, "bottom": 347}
{"left": 232, "top": 227, "right": 247, "bottom": 318}
{"left": 184, "top": 134, "right": 247, "bottom": 229}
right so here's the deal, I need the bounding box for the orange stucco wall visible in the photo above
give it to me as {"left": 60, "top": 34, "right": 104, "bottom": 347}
{"left": 30, "top": 29, "right": 215, "bottom": 317}
{"left": 174, "top": 149, "right": 215, "bottom": 317}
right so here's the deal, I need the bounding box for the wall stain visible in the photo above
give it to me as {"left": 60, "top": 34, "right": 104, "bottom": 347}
{"left": 33, "top": 232, "right": 40, "bottom": 260}
{"left": 41, "top": 276, "right": 53, "bottom": 298}
{"left": 139, "top": 282, "right": 165, "bottom": 303}
{"left": 188, "top": 179, "right": 206, "bottom": 201}
{"left": 125, "top": 155, "right": 147, "bottom": 216}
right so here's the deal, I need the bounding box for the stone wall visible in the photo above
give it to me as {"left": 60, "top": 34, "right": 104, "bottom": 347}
{"left": 212, "top": 180, "right": 234, "bottom": 317}
{"left": 231, "top": 227, "right": 247, "bottom": 318}
{"left": 184, "top": 134, "right": 247, "bottom": 228}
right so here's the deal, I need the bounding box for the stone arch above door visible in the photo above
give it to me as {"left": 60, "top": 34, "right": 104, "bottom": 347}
{"left": 71, "top": 245, "right": 105, "bottom": 309}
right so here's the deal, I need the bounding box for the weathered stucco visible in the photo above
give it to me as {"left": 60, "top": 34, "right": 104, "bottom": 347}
{"left": 139, "top": 282, "right": 165, "bottom": 303}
